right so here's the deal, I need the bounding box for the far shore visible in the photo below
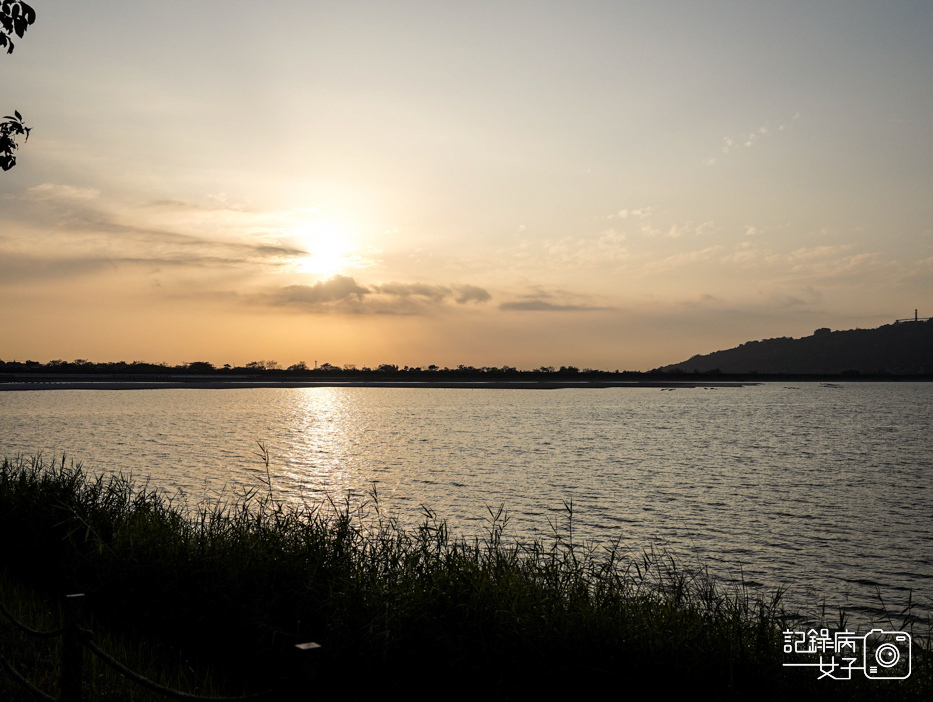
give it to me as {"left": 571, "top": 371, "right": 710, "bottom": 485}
{"left": 0, "top": 379, "right": 752, "bottom": 391}
{"left": 3, "top": 369, "right": 929, "bottom": 391}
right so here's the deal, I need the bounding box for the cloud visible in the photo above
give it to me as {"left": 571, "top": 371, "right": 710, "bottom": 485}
{"left": 499, "top": 287, "right": 611, "bottom": 312}
{"left": 713, "top": 113, "right": 800, "bottom": 161}
{"left": 499, "top": 300, "right": 607, "bottom": 312}
{"left": 679, "top": 293, "right": 722, "bottom": 308}
{"left": 756, "top": 286, "right": 823, "bottom": 309}
{"left": 786, "top": 252, "right": 893, "bottom": 282}
{"left": 266, "top": 275, "right": 370, "bottom": 307}
{"left": 3, "top": 185, "right": 493, "bottom": 316}
{"left": 257, "top": 277, "right": 491, "bottom": 314}
{"left": 787, "top": 245, "right": 850, "bottom": 262}
{"left": 640, "top": 221, "right": 715, "bottom": 239}
{"left": 3, "top": 184, "right": 311, "bottom": 275}
{"left": 719, "top": 241, "right": 909, "bottom": 290}
{"left": 453, "top": 284, "right": 492, "bottom": 304}
{"left": 606, "top": 207, "right": 651, "bottom": 220}
{"left": 374, "top": 282, "right": 491, "bottom": 304}
{"left": 641, "top": 245, "right": 723, "bottom": 274}
{"left": 722, "top": 242, "right": 760, "bottom": 265}
{"left": 0, "top": 253, "right": 118, "bottom": 284}
{"left": 722, "top": 242, "right": 855, "bottom": 269}
{"left": 140, "top": 197, "right": 253, "bottom": 213}
{"left": 374, "top": 282, "right": 451, "bottom": 302}
{"left": 22, "top": 183, "right": 101, "bottom": 201}
{"left": 0, "top": 247, "right": 307, "bottom": 289}
{"left": 540, "top": 228, "right": 629, "bottom": 266}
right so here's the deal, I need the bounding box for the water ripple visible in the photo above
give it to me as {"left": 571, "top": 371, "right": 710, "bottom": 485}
{"left": 2, "top": 382, "right": 931, "bottom": 627}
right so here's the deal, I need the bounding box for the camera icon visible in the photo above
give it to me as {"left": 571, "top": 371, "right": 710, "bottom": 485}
{"left": 863, "top": 629, "right": 911, "bottom": 679}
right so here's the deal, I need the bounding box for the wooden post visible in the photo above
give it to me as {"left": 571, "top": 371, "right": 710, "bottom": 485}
{"left": 60, "top": 593, "right": 85, "bottom": 702}
{"left": 284, "top": 642, "right": 322, "bottom": 701}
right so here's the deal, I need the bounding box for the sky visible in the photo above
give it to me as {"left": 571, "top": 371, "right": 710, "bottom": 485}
{"left": 1, "top": 1, "right": 931, "bottom": 370}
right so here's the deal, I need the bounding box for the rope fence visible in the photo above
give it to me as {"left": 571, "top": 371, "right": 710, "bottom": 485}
{"left": 0, "top": 650, "right": 57, "bottom": 702}
{"left": 0, "top": 593, "right": 321, "bottom": 702}
{"left": 0, "top": 598, "right": 65, "bottom": 638}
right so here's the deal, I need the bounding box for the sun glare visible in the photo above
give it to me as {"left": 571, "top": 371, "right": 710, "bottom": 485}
{"left": 291, "top": 220, "right": 355, "bottom": 278}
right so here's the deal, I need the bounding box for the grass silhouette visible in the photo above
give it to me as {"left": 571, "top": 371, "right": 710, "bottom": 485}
{"left": 1, "top": 454, "right": 929, "bottom": 700}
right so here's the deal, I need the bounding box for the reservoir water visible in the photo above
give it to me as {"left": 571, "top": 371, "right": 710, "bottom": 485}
{"left": 2, "top": 382, "right": 931, "bottom": 628}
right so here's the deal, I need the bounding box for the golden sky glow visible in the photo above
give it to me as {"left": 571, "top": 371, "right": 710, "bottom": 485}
{"left": 1, "top": 1, "right": 932, "bottom": 369}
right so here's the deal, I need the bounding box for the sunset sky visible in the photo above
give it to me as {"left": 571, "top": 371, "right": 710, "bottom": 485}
{"left": 2, "top": 1, "right": 931, "bottom": 370}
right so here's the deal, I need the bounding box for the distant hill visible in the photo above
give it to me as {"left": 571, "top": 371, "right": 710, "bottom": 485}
{"left": 659, "top": 319, "right": 933, "bottom": 375}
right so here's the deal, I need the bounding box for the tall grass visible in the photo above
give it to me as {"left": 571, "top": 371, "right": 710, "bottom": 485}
{"left": 0, "top": 573, "right": 228, "bottom": 701}
{"left": 1, "top": 454, "right": 929, "bottom": 700}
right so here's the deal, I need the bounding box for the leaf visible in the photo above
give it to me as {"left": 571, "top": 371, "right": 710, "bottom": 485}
{"left": 14, "top": 109, "right": 21, "bottom": 120}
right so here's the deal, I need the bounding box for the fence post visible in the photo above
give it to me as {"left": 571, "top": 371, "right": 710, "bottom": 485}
{"left": 60, "top": 593, "right": 85, "bottom": 702}
{"left": 284, "top": 642, "right": 322, "bottom": 701}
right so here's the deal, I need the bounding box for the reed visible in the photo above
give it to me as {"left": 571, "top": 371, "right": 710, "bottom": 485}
{"left": 1, "top": 454, "right": 929, "bottom": 700}
{"left": 0, "top": 570, "right": 230, "bottom": 701}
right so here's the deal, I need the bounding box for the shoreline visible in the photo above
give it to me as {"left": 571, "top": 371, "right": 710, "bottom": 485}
{"left": 0, "top": 379, "right": 752, "bottom": 391}
{"left": 3, "top": 372, "right": 929, "bottom": 391}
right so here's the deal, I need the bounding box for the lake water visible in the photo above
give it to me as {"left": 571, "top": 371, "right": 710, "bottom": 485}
{"left": 1, "top": 382, "right": 931, "bottom": 628}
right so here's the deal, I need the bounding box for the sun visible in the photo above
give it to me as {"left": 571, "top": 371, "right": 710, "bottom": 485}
{"left": 290, "top": 220, "right": 355, "bottom": 278}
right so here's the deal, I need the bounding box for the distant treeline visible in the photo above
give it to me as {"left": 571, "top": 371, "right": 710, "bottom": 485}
{"left": 0, "top": 358, "right": 636, "bottom": 378}
{"left": 1, "top": 359, "right": 931, "bottom": 382}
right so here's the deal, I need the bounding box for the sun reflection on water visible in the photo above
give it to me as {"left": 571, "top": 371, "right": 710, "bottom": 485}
{"left": 277, "top": 387, "right": 366, "bottom": 505}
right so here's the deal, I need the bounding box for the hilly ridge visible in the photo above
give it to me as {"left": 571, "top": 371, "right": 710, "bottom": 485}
{"left": 661, "top": 319, "right": 933, "bottom": 375}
